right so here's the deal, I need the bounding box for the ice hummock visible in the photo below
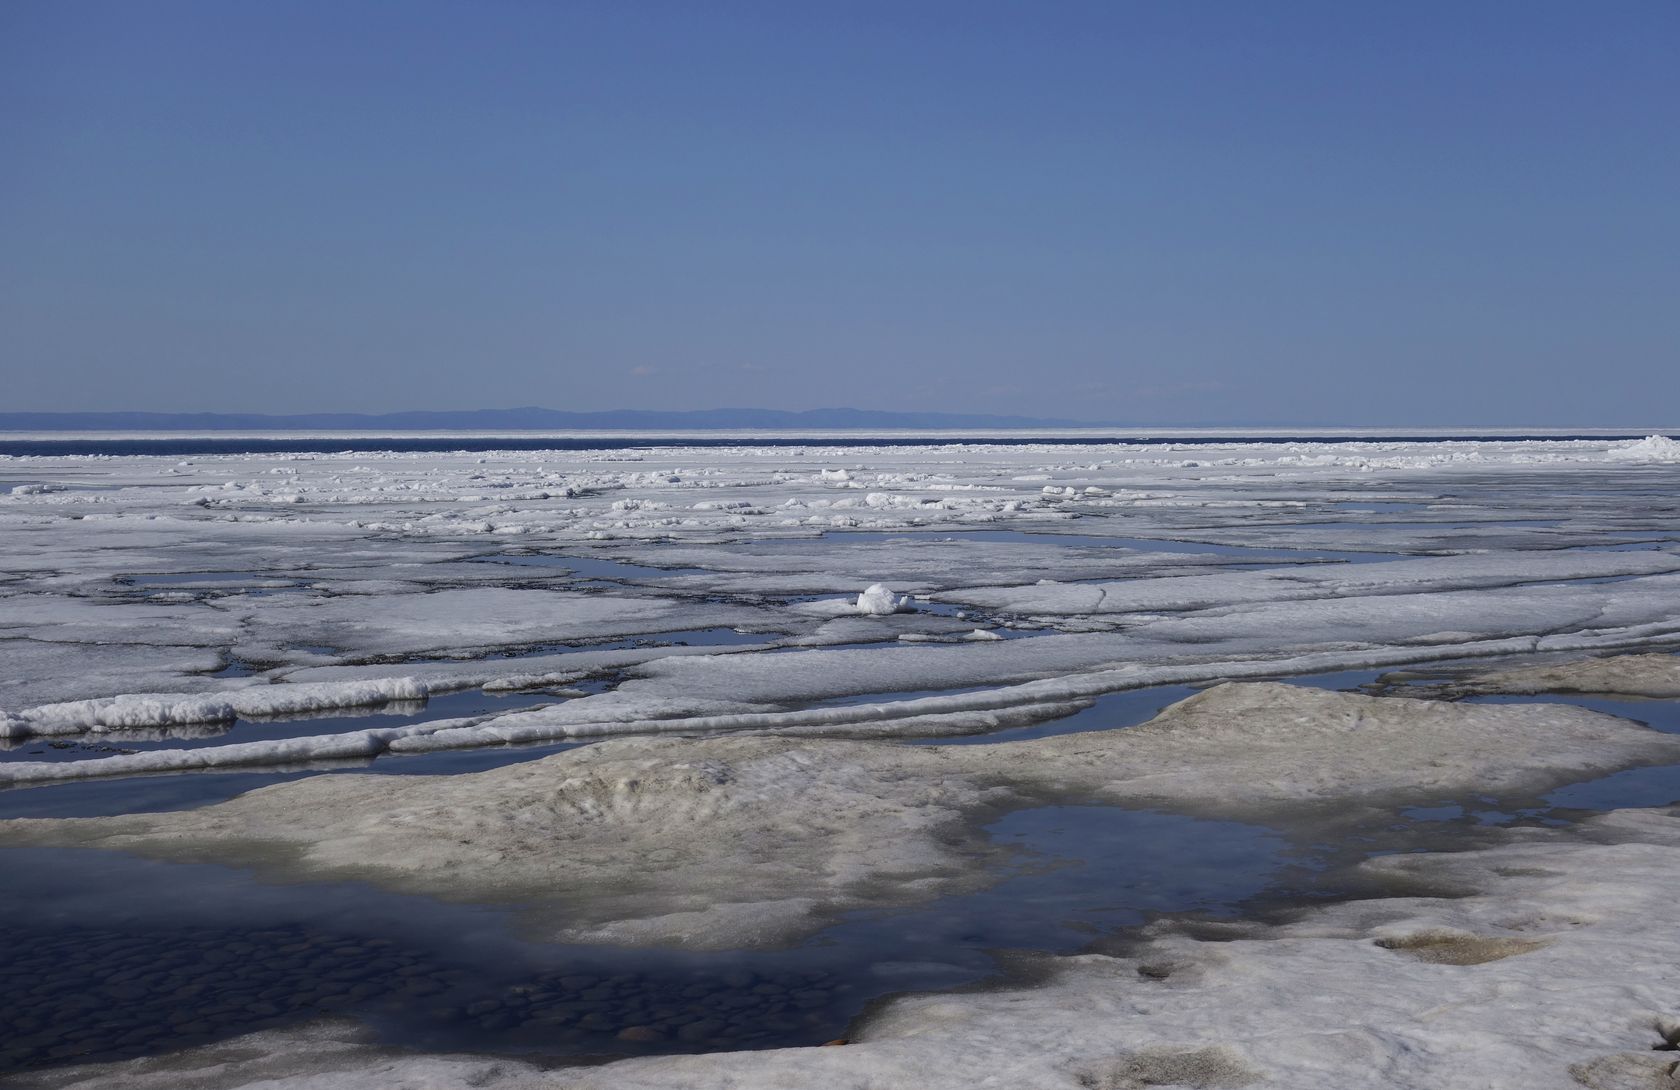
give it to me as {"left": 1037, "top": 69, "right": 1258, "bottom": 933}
{"left": 1605, "top": 433, "right": 1680, "bottom": 462}
{"left": 855, "top": 583, "right": 912, "bottom": 615}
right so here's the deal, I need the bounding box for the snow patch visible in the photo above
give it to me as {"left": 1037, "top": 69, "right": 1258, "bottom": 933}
{"left": 1605, "top": 434, "right": 1680, "bottom": 463}
{"left": 855, "top": 583, "right": 912, "bottom": 615}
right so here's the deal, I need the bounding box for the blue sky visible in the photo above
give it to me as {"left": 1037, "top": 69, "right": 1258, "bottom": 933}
{"left": 2, "top": 1, "right": 1675, "bottom": 423}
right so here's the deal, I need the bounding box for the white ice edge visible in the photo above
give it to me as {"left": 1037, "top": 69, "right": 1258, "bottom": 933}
{"left": 1, "top": 678, "right": 433, "bottom": 737}
{"left": 6, "top": 628, "right": 1677, "bottom": 786}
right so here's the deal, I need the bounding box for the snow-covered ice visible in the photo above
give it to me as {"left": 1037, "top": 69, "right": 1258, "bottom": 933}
{"left": 5, "top": 435, "right": 1680, "bottom": 1085}
{"left": 3, "top": 436, "right": 1680, "bottom": 773}
{"left": 1605, "top": 433, "right": 1680, "bottom": 463}
{"left": 854, "top": 583, "right": 911, "bottom": 615}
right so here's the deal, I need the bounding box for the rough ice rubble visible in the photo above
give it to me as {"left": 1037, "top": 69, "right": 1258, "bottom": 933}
{"left": 19, "top": 807, "right": 1680, "bottom": 1090}
{"left": 1605, "top": 433, "right": 1680, "bottom": 463}
{"left": 9, "top": 683, "right": 1678, "bottom": 948}
{"left": 854, "top": 583, "right": 911, "bottom": 615}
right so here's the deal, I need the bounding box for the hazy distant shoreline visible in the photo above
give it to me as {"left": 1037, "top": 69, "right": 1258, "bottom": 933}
{"left": 1, "top": 428, "right": 1674, "bottom": 459}
{"left": 7, "top": 408, "right": 1677, "bottom": 437}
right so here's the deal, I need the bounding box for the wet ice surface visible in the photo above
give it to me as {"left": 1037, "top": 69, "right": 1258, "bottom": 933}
{"left": 1429, "top": 693, "right": 1680, "bottom": 818}
{"left": 5, "top": 435, "right": 1680, "bottom": 1075}
{"left": 4, "top": 674, "right": 1679, "bottom": 1074}
{"left": 0, "top": 806, "right": 1293, "bottom": 1073}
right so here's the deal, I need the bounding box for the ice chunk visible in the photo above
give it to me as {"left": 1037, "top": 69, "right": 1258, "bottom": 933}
{"left": 1605, "top": 434, "right": 1680, "bottom": 462}
{"left": 1, "top": 678, "right": 434, "bottom": 738}
{"left": 855, "top": 583, "right": 911, "bottom": 615}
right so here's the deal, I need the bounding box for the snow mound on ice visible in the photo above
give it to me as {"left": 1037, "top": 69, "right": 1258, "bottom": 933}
{"left": 855, "top": 583, "right": 911, "bottom": 615}
{"left": 1605, "top": 434, "right": 1680, "bottom": 463}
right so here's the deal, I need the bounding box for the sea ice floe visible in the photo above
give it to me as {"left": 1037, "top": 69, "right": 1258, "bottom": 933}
{"left": 3, "top": 438, "right": 1680, "bottom": 774}
{"left": 5, "top": 437, "right": 1680, "bottom": 1088}
{"left": 8, "top": 683, "right": 1676, "bottom": 949}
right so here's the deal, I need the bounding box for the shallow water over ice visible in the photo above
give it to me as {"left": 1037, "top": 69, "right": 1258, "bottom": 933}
{"left": 0, "top": 806, "right": 1292, "bottom": 1074}
{"left": 1374, "top": 692, "right": 1680, "bottom": 826}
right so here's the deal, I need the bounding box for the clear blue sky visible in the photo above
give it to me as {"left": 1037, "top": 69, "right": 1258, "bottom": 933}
{"left": 2, "top": 1, "right": 1675, "bottom": 424}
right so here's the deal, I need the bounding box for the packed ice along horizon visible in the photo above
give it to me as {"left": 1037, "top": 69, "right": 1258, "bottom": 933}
{"left": 3, "top": 433, "right": 1680, "bottom": 783}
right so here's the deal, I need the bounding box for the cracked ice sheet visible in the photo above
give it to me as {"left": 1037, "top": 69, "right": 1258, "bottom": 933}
{"left": 218, "top": 587, "right": 781, "bottom": 660}
{"left": 2, "top": 440, "right": 1679, "bottom": 734}
{"left": 587, "top": 539, "right": 1301, "bottom": 599}
{"left": 0, "top": 640, "right": 227, "bottom": 710}
{"left": 940, "top": 550, "right": 1680, "bottom": 616}
{"left": 9, "top": 560, "right": 1680, "bottom": 766}
{"left": 509, "top": 574, "right": 1680, "bottom": 717}
{"left": 0, "top": 587, "right": 782, "bottom": 712}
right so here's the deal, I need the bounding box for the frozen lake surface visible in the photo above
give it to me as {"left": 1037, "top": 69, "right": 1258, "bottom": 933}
{"left": 4, "top": 433, "right": 1680, "bottom": 1085}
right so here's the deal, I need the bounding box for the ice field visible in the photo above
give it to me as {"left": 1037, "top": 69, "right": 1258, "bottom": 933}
{"left": 4, "top": 433, "right": 1680, "bottom": 1088}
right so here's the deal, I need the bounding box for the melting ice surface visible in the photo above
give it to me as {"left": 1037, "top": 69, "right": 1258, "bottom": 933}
{"left": 0, "top": 806, "right": 1291, "bottom": 1072}
{"left": 4, "top": 434, "right": 1680, "bottom": 1074}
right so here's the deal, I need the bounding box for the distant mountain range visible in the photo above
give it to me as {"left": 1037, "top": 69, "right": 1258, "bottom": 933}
{"left": 0, "top": 407, "right": 1097, "bottom": 431}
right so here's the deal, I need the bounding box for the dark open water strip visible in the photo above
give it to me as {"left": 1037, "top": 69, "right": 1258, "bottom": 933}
{"left": 0, "top": 434, "right": 1655, "bottom": 457}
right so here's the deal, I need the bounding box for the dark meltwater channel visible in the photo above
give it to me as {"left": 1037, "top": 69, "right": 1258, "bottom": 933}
{"left": 0, "top": 807, "right": 1290, "bottom": 1074}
